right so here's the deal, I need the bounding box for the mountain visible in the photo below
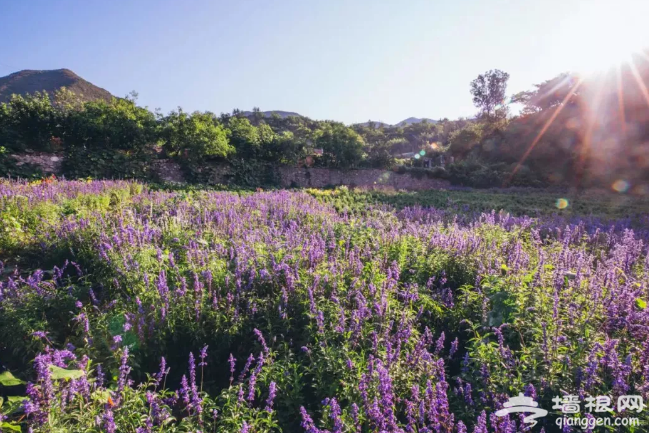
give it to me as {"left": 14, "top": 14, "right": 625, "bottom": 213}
{"left": 0, "top": 69, "right": 113, "bottom": 103}
{"left": 356, "top": 120, "right": 391, "bottom": 128}
{"left": 396, "top": 117, "right": 437, "bottom": 126}
{"left": 355, "top": 118, "right": 437, "bottom": 128}
{"left": 242, "top": 110, "right": 302, "bottom": 119}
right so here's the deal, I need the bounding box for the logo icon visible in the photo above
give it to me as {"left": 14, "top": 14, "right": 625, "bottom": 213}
{"left": 495, "top": 393, "right": 548, "bottom": 428}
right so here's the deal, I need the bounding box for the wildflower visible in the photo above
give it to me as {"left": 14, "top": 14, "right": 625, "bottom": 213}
{"left": 228, "top": 353, "right": 236, "bottom": 384}
{"left": 117, "top": 348, "right": 131, "bottom": 394}
{"left": 253, "top": 329, "right": 269, "bottom": 354}
{"left": 435, "top": 332, "right": 445, "bottom": 355}
{"left": 450, "top": 337, "right": 459, "bottom": 357}
{"left": 265, "top": 381, "right": 277, "bottom": 412}
{"left": 199, "top": 345, "right": 209, "bottom": 367}
{"left": 102, "top": 408, "right": 116, "bottom": 433}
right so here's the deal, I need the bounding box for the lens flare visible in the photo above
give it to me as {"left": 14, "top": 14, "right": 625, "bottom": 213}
{"left": 566, "top": 0, "right": 648, "bottom": 75}
{"left": 556, "top": 198, "right": 569, "bottom": 210}
{"left": 612, "top": 179, "right": 630, "bottom": 193}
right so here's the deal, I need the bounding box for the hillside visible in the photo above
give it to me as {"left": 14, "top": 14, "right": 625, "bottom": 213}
{"left": 241, "top": 109, "right": 302, "bottom": 118}
{"left": 356, "top": 117, "right": 437, "bottom": 128}
{"left": 356, "top": 120, "right": 391, "bottom": 128}
{"left": 396, "top": 117, "right": 437, "bottom": 126}
{"left": 0, "top": 69, "right": 113, "bottom": 103}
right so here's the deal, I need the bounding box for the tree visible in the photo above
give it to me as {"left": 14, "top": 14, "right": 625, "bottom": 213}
{"left": 315, "top": 123, "right": 365, "bottom": 169}
{"left": 470, "top": 70, "right": 510, "bottom": 120}
{"left": 511, "top": 73, "right": 580, "bottom": 115}
{"left": 162, "top": 109, "right": 233, "bottom": 159}
{"left": 227, "top": 116, "right": 261, "bottom": 158}
{"left": 448, "top": 124, "right": 483, "bottom": 158}
{"left": 266, "top": 131, "right": 308, "bottom": 165}
{"left": 0, "top": 92, "right": 62, "bottom": 152}
{"left": 251, "top": 107, "right": 264, "bottom": 123}
{"left": 64, "top": 97, "right": 158, "bottom": 150}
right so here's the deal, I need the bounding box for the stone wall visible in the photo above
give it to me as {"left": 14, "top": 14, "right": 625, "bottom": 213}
{"left": 151, "top": 159, "right": 185, "bottom": 183}
{"left": 10, "top": 152, "right": 64, "bottom": 174}
{"left": 5, "top": 154, "right": 452, "bottom": 191}
{"left": 277, "top": 167, "right": 450, "bottom": 190}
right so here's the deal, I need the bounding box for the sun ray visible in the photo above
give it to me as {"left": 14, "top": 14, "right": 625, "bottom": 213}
{"left": 628, "top": 57, "right": 649, "bottom": 109}
{"left": 616, "top": 63, "right": 626, "bottom": 136}
{"left": 637, "top": 50, "right": 649, "bottom": 63}
{"left": 575, "top": 77, "right": 606, "bottom": 187}
{"left": 533, "top": 74, "right": 576, "bottom": 109}
{"left": 507, "top": 78, "right": 584, "bottom": 184}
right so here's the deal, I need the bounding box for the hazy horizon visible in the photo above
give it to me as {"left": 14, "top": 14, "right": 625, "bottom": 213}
{"left": 2, "top": 0, "right": 647, "bottom": 124}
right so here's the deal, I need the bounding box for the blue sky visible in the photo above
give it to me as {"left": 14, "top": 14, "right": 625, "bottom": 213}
{"left": 2, "top": 0, "right": 647, "bottom": 124}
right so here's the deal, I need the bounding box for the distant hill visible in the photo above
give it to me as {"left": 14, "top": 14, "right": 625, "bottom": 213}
{"left": 355, "top": 118, "right": 437, "bottom": 128}
{"left": 242, "top": 110, "right": 302, "bottom": 119}
{"left": 0, "top": 69, "right": 113, "bottom": 103}
{"left": 396, "top": 117, "right": 437, "bottom": 126}
{"left": 356, "top": 120, "right": 391, "bottom": 128}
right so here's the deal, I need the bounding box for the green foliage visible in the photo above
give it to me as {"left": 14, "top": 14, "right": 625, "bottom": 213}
{"left": 0, "top": 92, "right": 63, "bottom": 152}
{"left": 4, "top": 64, "right": 647, "bottom": 190}
{"left": 511, "top": 72, "right": 580, "bottom": 114}
{"left": 307, "top": 185, "right": 649, "bottom": 220}
{"left": 448, "top": 124, "right": 483, "bottom": 158}
{"left": 0, "top": 371, "right": 25, "bottom": 387}
{"left": 226, "top": 158, "right": 281, "bottom": 188}
{"left": 315, "top": 123, "right": 365, "bottom": 169}
{"left": 227, "top": 116, "right": 261, "bottom": 158}
{"left": 62, "top": 147, "right": 154, "bottom": 180}
{"left": 3, "top": 181, "right": 649, "bottom": 432}
{"left": 62, "top": 97, "right": 158, "bottom": 151}
{"left": 470, "top": 69, "right": 510, "bottom": 121}
{"left": 49, "top": 365, "right": 84, "bottom": 380}
{"left": 162, "top": 109, "right": 234, "bottom": 159}
{"left": 446, "top": 160, "right": 544, "bottom": 188}
{"left": 265, "top": 131, "right": 308, "bottom": 165}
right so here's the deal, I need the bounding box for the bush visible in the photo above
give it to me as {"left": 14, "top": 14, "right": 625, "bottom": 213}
{"left": 162, "top": 110, "right": 234, "bottom": 159}
{"left": 62, "top": 148, "right": 155, "bottom": 180}
{"left": 0, "top": 93, "right": 63, "bottom": 152}
{"left": 63, "top": 97, "right": 158, "bottom": 151}
{"left": 394, "top": 165, "right": 449, "bottom": 180}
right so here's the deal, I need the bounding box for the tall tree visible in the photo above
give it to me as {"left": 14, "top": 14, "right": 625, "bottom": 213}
{"left": 470, "top": 69, "right": 510, "bottom": 120}
{"left": 511, "top": 73, "right": 580, "bottom": 115}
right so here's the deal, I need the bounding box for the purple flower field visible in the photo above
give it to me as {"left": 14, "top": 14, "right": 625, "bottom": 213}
{"left": 1, "top": 179, "right": 648, "bottom": 432}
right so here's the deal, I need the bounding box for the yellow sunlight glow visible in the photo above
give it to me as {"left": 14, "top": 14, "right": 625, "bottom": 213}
{"left": 568, "top": 0, "right": 648, "bottom": 75}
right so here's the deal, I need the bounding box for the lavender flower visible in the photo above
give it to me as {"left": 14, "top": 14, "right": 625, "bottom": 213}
{"left": 265, "top": 381, "right": 277, "bottom": 412}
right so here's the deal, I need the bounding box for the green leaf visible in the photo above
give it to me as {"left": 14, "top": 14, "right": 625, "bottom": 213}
{"left": 92, "top": 389, "right": 112, "bottom": 404}
{"left": 49, "top": 365, "right": 84, "bottom": 381}
{"left": 1, "top": 422, "right": 22, "bottom": 432}
{"left": 0, "top": 396, "right": 25, "bottom": 416}
{"left": 636, "top": 298, "right": 647, "bottom": 309}
{"left": 0, "top": 371, "right": 25, "bottom": 387}
{"left": 7, "top": 396, "right": 25, "bottom": 403}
